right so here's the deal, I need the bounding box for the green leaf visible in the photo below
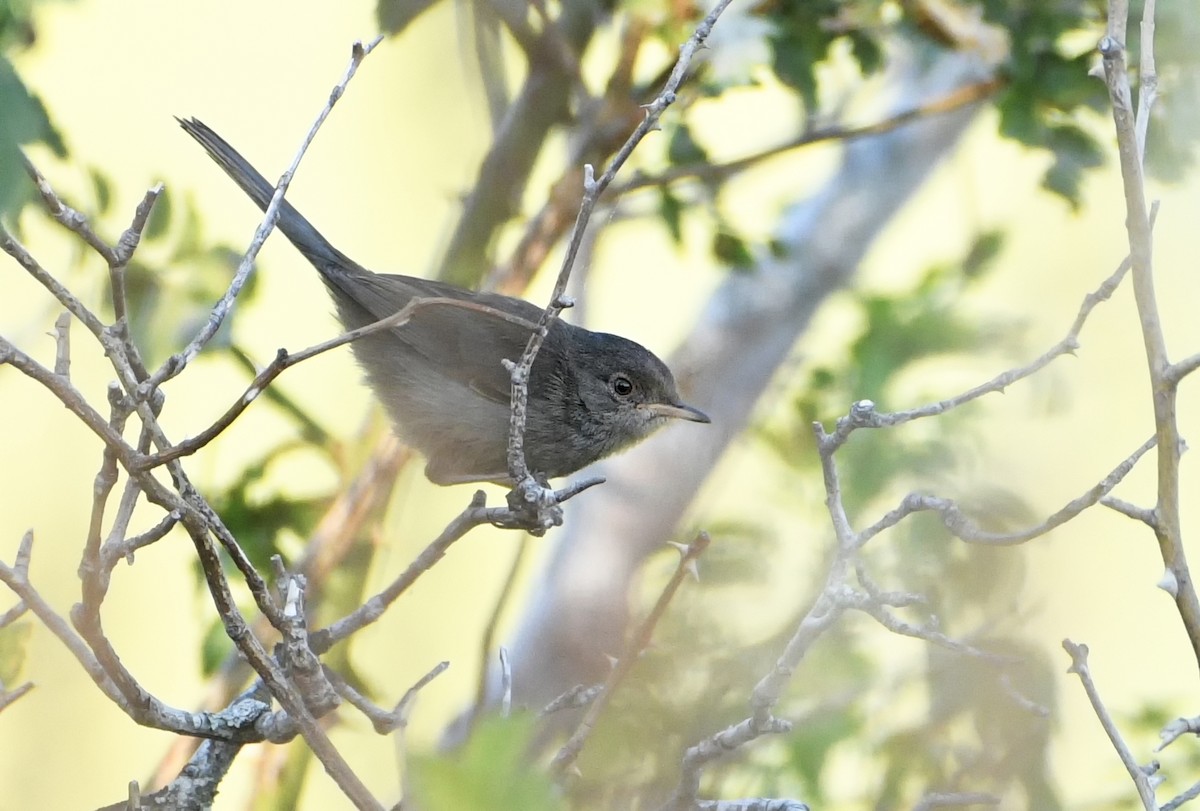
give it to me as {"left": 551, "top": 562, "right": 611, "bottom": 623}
{"left": 667, "top": 122, "right": 707, "bottom": 166}
{"left": 786, "top": 706, "right": 862, "bottom": 802}
{"left": 376, "top": 0, "right": 441, "bottom": 35}
{"left": 409, "top": 715, "right": 563, "bottom": 811}
{"left": 88, "top": 167, "right": 112, "bottom": 215}
{"left": 143, "top": 183, "right": 172, "bottom": 241}
{"left": 1041, "top": 122, "right": 1105, "bottom": 208}
{"left": 847, "top": 30, "right": 883, "bottom": 76}
{"left": 0, "top": 54, "right": 64, "bottom": 219}
{"left": 961, "top": 230, "right": 1005, "bottom": 279}
{"left": 658, "top": 187, "right": 683, "bottom": 245}
{"left": 712, "top": 231, "right": 754, "bottom": 270}
{"left": 770, "top": 36, "right": 819, "bottom": 111}
{"left": 0, "top": 619, "right": 31, "bottom": 685}
{"left": 200, "top": 617, "right": 234, "bottom": 677}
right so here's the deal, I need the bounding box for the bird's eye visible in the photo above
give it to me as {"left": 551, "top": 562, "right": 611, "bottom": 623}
{"left": 610, "top": 374, "right": 634, "bottom": 398}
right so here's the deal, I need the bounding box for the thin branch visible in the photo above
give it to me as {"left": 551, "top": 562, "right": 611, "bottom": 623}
{"left": 146, "top": 36, "right": 384, "bottom": 392}
{"left": 502, "top": 0, "right": 735, "bottom": 505}
{"left": 0, "top": 226, "right": 107, "bottom": 339}
{"left": 472, "top": 537, "right": 529, "bottom": 724}
{"left": 1102, "top": 496, "right": 1158, "bottom": 528}
{"left": 0, "top": 599, "right": 27, "bottom": 629}
{"left": 1063, "top": 639, "right": 1158, "bottom": 810}
{"left": 52, "top": 311, "right": 71, "bottom": 377}
{"left": 330, "top": 660, "right": 450, "bottom": 735}
{"left": 551, "top": 531, "right": 711, "bottom": 775}
{"left": 856, "top": 435, "right": 1156, "bottom": 547}
{"left": 540, "top": 683, "right": 602, "bottom": 716}
{"left": 618, "top": 77, "right": 1004, "bottom": 194}
{"left": 1101, "top": 0, "right": 1200, "bottom": 668}
{"left": 998, "top": 672, "right": 1051, "bottom": 718}
{"left": 658, "top": 714, "right": 794, "bottom": 811}
{"left": 0, "top": 532, "right": 122, "bottom": 706}
{"left": 0, "top": 336, "right": 137, "bottom": 466}
{"left": 1166, "top": 352, "right": 1200, "bottom": 385}
{"left": 20, "top": 154, "right": 119, "bottom": 265}
{"left": 135, "top": 295, "right": 518, "bottom": 469}
{"left": 1133, "top": 0, "right": 1159, "bottom": 163}
{"left": 842, "top": 589, "right": 1012, "bottom": 663}
{"left": 499, "top": 647, "right": 513, "bottom": 718}
{"left": 310, "top": 492, "right": 493, "bottom": 654}
{"left": 911, "top": 793, "right": 1000, "bottom": 811}
{"left": 0, "top": 682, "right": 34, "bottom": 714}
{"left": 694, "top": 800, "right": 809, "bottom": 811}
{"left": 1157, "top": 714, "right": 1200, "bottom": 751}
{"left": 1162, "top": 781, "right": 1200, "bottom": 811}
{"left": 819, "top": 203, "right": 1158, "bottom": 453}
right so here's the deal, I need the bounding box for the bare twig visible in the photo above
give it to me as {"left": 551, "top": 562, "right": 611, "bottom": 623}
{"left": 331, "top": 660, "right": 449, "bottom": 735}
{"left": 856, "top": 435, "right": 1156, "bottom": 547}
{"left": 1133, "top": 0, "right": 1159, "bottom": 163}
{"left": 1100, "top": 0, "right": 1200, "bottom": 668}
{"left": 540, "top": 683, "right": 603, "bottom": 716}
{"left": 0, "top": 682, "right": 34, "bottom": 714}
{"left": 819, "top": 204, "right": 1157, "bottom": 455}
{"left": 843, "top": 590, "right": 1011, "bottom": 663}
{"left": 1166, "top": 352, "right": 1200, "bottom": 384}
{"left": 911, "top": 793, "right": 1000, "bottom": 811}
{"left": 499, "top": 647, "right": 513, "bottom": 718}
{"left": 0, "top": 227, "right": 107, "bottom": 339}
{"left": 20, "top": 155, "right": 119, "bottom": 265}
{"left": 135, "top": 295, "right": 520, "bottom": 469}
{"left": 1157, "top": 714, "right": 1200, "bottom": 751}
{"left": 146, "top": 36, "right": 384, "bottom": 392}
{"left": 619, "top": 77, "right": 1004, "bottom": 194}
{"left": 658, "top": 714, "right": 794, "bottom": 811}
{"left": 310, "top": 492, "right": 493, "bottom": 653}
{"left": 1162, "top": 780, "right": 1200, "bottom": 811}
{"left": 503, "top": 0, "right": 735, "bottom": 504}
{"left": 1102, "top": 496, "right": 1159, "bottom": 528}
{"left": 1063, "top": 639, "right": 1158, "bottom": 810}
{"left": 472, "top": 537, "right": 527, "bottom": 725}
{"left": 0, "top": 599, "right": 26, "bottom": 630}
{"left": 694, "top": 800, "right": 809, "bottom": 811}
{"left": 52, "top": 311, "right": 71, "bottom": 377}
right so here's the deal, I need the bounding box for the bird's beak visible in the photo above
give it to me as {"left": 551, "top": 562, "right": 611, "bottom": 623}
{"left": 644, "top": 402, "right": 711, "bottom": 423}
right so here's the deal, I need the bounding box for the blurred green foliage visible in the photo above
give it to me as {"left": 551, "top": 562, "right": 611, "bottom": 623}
{"left": 0, "top": 618, "right": 30, "bottom": 686}
{"left": 0, "top": 0, "right": 67, "bottom": 219}
{"left": 409, "top": 715, "right": 564, "bottom": 811}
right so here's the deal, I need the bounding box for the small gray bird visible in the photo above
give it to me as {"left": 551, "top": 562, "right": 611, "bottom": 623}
{"left": 179, "top": 118, "right": 709, "bottom": 485}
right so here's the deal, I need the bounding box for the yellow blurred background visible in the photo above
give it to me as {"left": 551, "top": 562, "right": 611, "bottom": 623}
{"left": 1, "top": 1, "right": 1198, "bottom": 809}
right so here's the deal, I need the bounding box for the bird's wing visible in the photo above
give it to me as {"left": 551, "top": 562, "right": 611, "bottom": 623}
{"left": 334, "top": 273, "right": 559, "bottom": 408}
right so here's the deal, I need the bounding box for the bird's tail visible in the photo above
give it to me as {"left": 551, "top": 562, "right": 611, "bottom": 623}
{"left": 177, "top": 117, "right": 358, "bottom": 277}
